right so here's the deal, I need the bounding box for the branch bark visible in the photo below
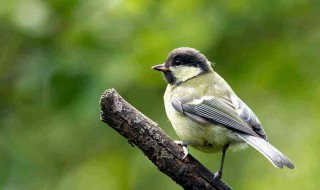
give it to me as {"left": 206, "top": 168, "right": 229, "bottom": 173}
{"left": 100, "top": 89, "right": 232, "bottom": 190}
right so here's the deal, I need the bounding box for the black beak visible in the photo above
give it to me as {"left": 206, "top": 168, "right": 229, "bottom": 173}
{"left": 152, "top": 64, "right": 170, "bottom": 72}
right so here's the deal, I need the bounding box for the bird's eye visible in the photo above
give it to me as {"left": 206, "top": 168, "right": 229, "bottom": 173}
{"left": 174, "top": 58, "right": 183, "bottom": 66}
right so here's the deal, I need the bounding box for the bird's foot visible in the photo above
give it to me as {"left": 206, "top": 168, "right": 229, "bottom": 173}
{"left": 213, "top": 170, "right": 222, "bottom": 179}
{"left": 174, "top": 141, "right": 189, "bottom": 160}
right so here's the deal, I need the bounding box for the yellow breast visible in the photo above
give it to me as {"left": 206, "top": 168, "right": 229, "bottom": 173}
{"left": 163, "top": 82, "right": 247, "bottom": 153}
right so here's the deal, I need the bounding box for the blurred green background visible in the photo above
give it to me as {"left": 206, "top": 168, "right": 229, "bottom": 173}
{"left": 0, "top": 0, "right": 319, "bottom": 189}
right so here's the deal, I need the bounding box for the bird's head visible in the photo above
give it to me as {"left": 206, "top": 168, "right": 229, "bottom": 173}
{"left": 152, "top": 47, "right": 213, "bottom": 85}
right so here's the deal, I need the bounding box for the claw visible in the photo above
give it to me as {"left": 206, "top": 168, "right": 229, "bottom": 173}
{"left": 181, "top": 146, "right": 189, "bottom": 159}
{"left": 213, "top": 143, "right": 229, "bottom": 180}
{"left": 213, "top": 170, "right": 221, "bottom": 179}
{"left": 174, "top": 141, "right": 189, "bottom": 160}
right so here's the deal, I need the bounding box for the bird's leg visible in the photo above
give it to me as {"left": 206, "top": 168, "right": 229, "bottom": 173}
{"left": 174, "top": 141, "right": 189, "bottom": 160}
{"left": 214, "top": 143, "right": 230, "bottom": 179}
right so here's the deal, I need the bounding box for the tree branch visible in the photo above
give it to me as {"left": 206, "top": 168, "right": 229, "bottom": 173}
{"left": 100, "top": 89, "right": 232, "bottom": 190}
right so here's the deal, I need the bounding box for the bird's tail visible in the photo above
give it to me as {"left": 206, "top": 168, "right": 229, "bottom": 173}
{"left": 236, "top": 133, "right": 295, "bottom": 169}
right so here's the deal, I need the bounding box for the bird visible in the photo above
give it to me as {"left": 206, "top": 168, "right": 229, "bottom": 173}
{"left": 152, "top": 47, "right": 294, "bottom": 179}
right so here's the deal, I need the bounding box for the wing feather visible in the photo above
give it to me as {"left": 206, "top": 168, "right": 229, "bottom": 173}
{"left": 230, "top": 95, "right": 268, "bottom": 140}
{"left": 172, "top": 96, "right": 259, "bottom": 137}
{"left": 170, "top": 85, "right": 293, "bottom": 169}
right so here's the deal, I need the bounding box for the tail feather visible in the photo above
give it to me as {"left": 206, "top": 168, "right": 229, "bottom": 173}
{"left": 236, "top": 133, "right": 295, "bottom": 169}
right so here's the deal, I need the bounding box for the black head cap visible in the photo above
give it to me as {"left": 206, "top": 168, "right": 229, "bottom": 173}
{"left": 152, "top": 47, "right": 212, "bottom": 85}
{"left": 164, "top": 47, "right": 210, "bottom": 72}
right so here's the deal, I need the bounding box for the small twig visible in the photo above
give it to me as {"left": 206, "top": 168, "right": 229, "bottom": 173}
{"left": 100, "top": 88, "right": 232, "bottom": 190}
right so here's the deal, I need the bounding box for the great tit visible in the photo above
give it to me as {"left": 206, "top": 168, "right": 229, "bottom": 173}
{"left": 152, "top": 47, "right": 294, "bottom": 179}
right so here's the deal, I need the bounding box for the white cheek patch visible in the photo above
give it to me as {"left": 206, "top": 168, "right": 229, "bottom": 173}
{"left": 170, "top": 66, "right": 203, "bottom": 84}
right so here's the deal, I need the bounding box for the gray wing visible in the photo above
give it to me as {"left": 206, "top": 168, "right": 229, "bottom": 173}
{"left": 171, "top": 94, "right": 294, "bottom": 169}
{"left": 230, "top": 95, "right": 268, "bottom": 141}
{"left": 171, "top": 95, "right": 260, "bottom": 137}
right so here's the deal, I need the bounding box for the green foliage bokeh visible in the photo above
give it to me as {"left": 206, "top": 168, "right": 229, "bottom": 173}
{"left": 0, "top": 0, "right": 319, "bottom": 189}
